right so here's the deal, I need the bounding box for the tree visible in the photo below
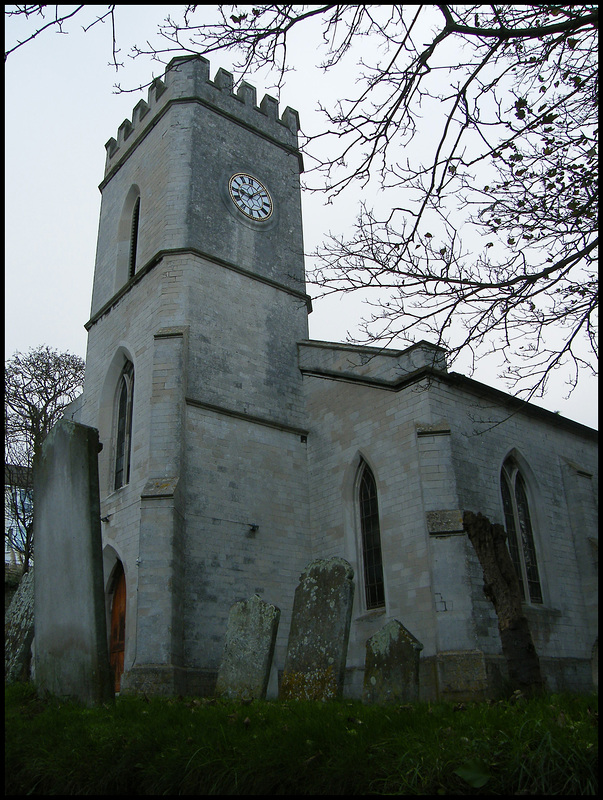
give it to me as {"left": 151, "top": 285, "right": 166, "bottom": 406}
{"left": 5, "top": 346, "right": 85, "bottom": 572}
{"left": 5, "top": 5, "right": 598, "bottom": 403}
{"left": 156, "top": 4, "right": 598, "bottom": 403}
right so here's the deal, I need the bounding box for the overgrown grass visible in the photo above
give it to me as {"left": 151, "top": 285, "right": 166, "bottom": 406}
{"left": 5, "top": 683, "right": 597, "bottom": 795}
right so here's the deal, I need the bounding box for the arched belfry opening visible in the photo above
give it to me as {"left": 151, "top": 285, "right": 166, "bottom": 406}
{"left": 128, "top": 196, "right": 140, "bottom": 279}
{"left": 114, "top": 184, "right": 141, "bottom": 290}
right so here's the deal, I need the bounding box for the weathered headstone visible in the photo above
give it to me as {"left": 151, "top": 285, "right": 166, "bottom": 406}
{"left": 5, "top": 568, "right": 35, "bottom": 683}
{"left": 362, "top": 619, "right": 423, "bottom": 704}
{"left": 215, "top": 594, "right": 280, "bottom": 700}
{"left": 33, "top": 419, "right": 113, "bottom": 705}
{"left": 280, "top": 557, "right": 354, "bottom": 701}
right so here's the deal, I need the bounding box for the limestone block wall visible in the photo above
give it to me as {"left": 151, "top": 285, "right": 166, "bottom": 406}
{"left": 76, "top": 251, "right": 192, "bottom": 681}
{"left": 91, "top": 100, "right": 193, "bottom": 315}
{"left": 186, "top": 258, "right": 309, "bottom": 428}
{"left": 303, "top": 361, "right": 598, "bottom": 698}
{"left": 182, "top": 407, "right": 312, "bottom": 690}
{"left": 186, "top": 95, "right": 305, "bottom": 291}
{"left": 426, "top": 375, "right": 598, "bottom": 691}
{"left": 78, "top": 244, "right": 312, "bottom": 689}
{"left": 303, "top": 371, "right": 440, "bottom": 695}
{"left": 180, "top": 260, "right": 311, "bottom": 689}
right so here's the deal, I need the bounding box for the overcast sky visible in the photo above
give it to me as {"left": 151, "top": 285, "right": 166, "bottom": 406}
{"left": 5, "top": 5, "right": 597, "bottom": 429}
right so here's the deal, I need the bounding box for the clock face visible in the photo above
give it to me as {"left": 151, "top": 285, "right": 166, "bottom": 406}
{"left": 229, "top": 173, "right": 273, "bottom": 221}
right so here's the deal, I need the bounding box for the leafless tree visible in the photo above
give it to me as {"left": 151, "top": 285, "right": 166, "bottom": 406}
{"left": 5, "top": 4, "right": 122, "bottom": 68}
{"left": 5, "top": 5, "right": 597, "bottom": 402}
{"left": 5, "top": 346, "right": 85, "bottom": 572}
{"left": 155, "top": 4, "right": 597, "bottom": 403}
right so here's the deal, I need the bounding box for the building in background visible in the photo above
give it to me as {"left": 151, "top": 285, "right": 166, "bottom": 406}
{"left": 5, "top": 464, "right": 32, "bottom": 568}
{"left": 5, "top": 464, "right": 32, "bottom": 609}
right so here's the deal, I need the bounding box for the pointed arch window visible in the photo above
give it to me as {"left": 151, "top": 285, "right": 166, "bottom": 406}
{"left": 114, "top": 361, "right": 134, "bottom": 490}
{"left": 358, "top": 460, "right": 385, "bottom": 609}
{"left": 115, "top": 185, "right": 141, "bottom": 290}
{"left": 500, "top": 457, "right": 543, "bottom": 604}
{"left": 128, "top": 196, "right": 140, "bottom": 279}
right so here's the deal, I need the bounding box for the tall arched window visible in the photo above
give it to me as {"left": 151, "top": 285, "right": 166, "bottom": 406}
{"left": 114, "top": 361, "right": 134, "bottom": 490}
{"left": 115, "top": 185, "right": 141, "bottom": 290}
{"left": 358, "top": 460, "right": 385, "bottom": 609}
{"left": 500, "top": 456, "right": 543, "bottom": 604}
{"left": 128, "top": 196, "right": 140, "bottom": 279}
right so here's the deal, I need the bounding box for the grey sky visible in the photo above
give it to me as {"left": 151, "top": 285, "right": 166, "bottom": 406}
{"left": 4, "top": 5, "right": 597, "bottom": 429}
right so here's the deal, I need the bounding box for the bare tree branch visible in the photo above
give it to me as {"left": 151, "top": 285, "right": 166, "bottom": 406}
{"left": 5, "top": 4, "right": 598, "bottom": 400}
{"left": 5, "top": 345, "right": 85, "bottom": 571}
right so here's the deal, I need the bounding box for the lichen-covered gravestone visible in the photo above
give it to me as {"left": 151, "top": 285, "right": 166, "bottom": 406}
{"left": 362, "top": 619, "right": 423, "bottom": 704}
{"left": 5, "top": 568, "right": 35, "bottom": 683}
{"left": 280, "top": 557, "right": 354, "bottom": 701}
{"left": 215, "top": 594, "right": 280, "bottom": 700}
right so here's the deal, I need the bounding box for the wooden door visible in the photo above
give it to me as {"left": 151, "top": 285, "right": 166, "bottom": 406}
{"left": 109, "top": 564, "right": 126, "bottom": 693}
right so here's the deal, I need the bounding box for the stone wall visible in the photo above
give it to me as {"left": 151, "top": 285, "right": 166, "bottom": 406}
{"left": 302, "top": 362, "right": 598, "bottom": 699}
{"left": 74, "top": 55, "right": 311, "bottom": 695}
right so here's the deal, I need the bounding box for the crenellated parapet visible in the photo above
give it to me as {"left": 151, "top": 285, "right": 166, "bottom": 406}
{"left": 103, "top": 56, "right": 301, "bottom": 178}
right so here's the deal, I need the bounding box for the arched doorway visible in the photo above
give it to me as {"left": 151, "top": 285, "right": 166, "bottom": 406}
{"left": 109, "top": 562, "right": 126, "bottom": 692}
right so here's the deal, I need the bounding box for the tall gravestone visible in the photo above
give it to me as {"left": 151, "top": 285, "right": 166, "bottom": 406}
{"left": 280, "top": 557, "right": 354, "bottom": 701}
{"left": 362, "top": 619, "right": 423, "bottom": 704}
{"left": 215, "top": 594, "right": 280, "bottom": 700}
{"left": 33, "top": 420, "right": 113, "bottom": 705}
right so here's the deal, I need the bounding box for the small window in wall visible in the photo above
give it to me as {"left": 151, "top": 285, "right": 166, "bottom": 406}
{"left": 500, "top": 457, "right": 543, "bottom": 604}
{"left": 358, "top": 460, "right": 386, "bottom": 609}
{"left": 128, "top": 197, "right": 140, "bottom": 279}
{"left": 114, "top": 361, "right": 134, "bottom": 490}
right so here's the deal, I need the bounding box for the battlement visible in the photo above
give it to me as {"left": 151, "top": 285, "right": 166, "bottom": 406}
{"left": 104, "top": 56, "right": 301, "bottom": 176}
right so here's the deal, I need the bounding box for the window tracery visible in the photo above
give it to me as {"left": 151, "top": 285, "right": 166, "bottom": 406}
{"left": 500, "top": 456, "right": 543, "bottom": 604}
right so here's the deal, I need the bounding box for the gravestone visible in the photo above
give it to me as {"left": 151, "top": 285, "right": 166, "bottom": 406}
{"left": 362, "top": 619, "right": 423, "bottom": 704}
{"left": 5, "top": 568, "right": 35, "bottom": 683}
{"left": 33, "top": 419, "right": 113, "bottom": 705}
{"left": 280, "top": 557, "right": 354, "bottom": 701}
{"left": 215, "top": 594, "right": 280, "bottom": 700}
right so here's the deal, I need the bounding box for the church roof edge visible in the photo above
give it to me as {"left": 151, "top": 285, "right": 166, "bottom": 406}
{"left": 298, "top": 339, "right": 597, "bottom": 437}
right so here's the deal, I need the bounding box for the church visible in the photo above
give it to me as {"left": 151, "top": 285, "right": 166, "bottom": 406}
{"left": 68, "top": 55, "right": 597, "bottom": 700}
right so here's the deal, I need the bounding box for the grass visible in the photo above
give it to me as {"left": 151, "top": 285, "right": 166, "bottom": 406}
{"left": 5, "top": 683, "right": 597, "bottom": 795}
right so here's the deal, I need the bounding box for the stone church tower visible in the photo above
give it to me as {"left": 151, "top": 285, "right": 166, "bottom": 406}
{"left": 76, "top": 56, "right": 312, "bottom": 694}
{"left": 72, "top": 55, "right": 598, "bottom": 699}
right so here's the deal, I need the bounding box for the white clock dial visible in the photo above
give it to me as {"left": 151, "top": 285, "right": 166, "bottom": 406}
{"left": 229, "top": 173, "right": 273, "bottom": 221}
